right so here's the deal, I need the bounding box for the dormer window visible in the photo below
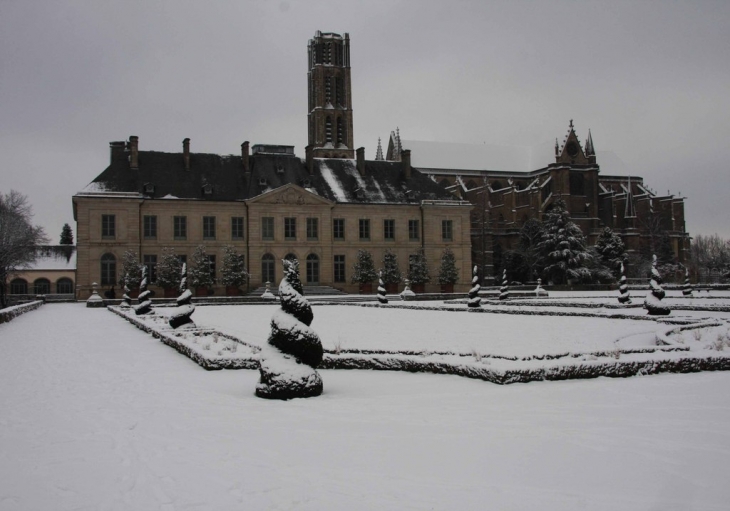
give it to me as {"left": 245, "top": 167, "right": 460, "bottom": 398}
{"left": 202, "top": 183, "right": 213, "bottom": 195}
{"left": 258, "top": 178, "right": 268, "bottom": 187}
{"left": 143, "top": 182, "right": 155, "bottom": 195}
{"left": 354, "top": 188, "right": 365, "bottom": 200}
{"left": 276, "top": 165, "right": 284, "bottom": 175}
{"left": 302, "top": 179, "right": 312, "bottom": 188}
{"left": 406, "top": 190, "right": 416, "bottom": 201}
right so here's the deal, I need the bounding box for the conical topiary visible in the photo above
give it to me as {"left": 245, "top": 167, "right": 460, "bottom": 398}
{"left": 682, "top": 268, "right": 693, "bottom": 297}
{"left": 377, "top": 271, "right": 388, "bottom": 304}
{"left": 169, "top": 263, "right": 195, "bottom": 329}
{"left": 617, "top": 262, "right": 631, "bottom": 304}
{"left": 133, "top": 266, "right": 153, "bottom": 315}
{"left": 256, "top": 259, "right": 323, "bottom": 400}
{"left": 644, "top": 255, "right": 670, "bottom": 315}
{"left": 499, "top": 269, "right": 509, "bottom": 300}
{"left": 468, "top": 265, "right": 481, "bottom": 308}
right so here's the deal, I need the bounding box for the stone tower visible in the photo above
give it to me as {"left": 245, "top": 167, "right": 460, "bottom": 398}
{"left": 307, "top": 31, "right": 354, "bottom": 159}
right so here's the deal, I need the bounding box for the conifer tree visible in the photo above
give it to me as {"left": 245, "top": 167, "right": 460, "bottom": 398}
{"left": 437, "top": 248, "right": 459, "bottom": 286}
{"left": 377, "top": 271, "right": 388, "bottom": 304}
{"left": 59, "top": 223, "right": 74, "bottom": 245}
{"left": 595, "top": 226, "right": 626, "bottom": 275}
{"left": 536, "top": 199, "right": 591, "bottom": 284}
{"left": 118, "top": 250, "right": 142, "bottom": 290}
{"left": 156, "top": 248, "right": 183, "bottom": 292}
{"left": 617, "top": 261, "right": 631, "bottom": 304}
{"left": 188, "top": 245, "right": 214, "bottom": 289}
{"left": 407, "top": 248, "right": 431, "bottom": 285}
{"left": 221, "top": 245, "right": 249, "bottom": 289}
{"left": 351, "top": 250, "right": 378, "bottom": 285}
{"left": 499, "top": 269, "right": 509, "bottom": 300}
{"left": 380, "top": 249, "right": 402, "bottom": 286}
{"left": 644, "top": 254, "right": 671, "bottom": 315}
{"left": 467, "top": 265, "right": 481, "bottom": 308}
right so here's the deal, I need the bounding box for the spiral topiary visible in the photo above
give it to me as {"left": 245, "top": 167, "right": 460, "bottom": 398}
{"left": 121, "top": 274, "right": 132, "bottom": 308}
{"left": 499, "top": 269, "right": 509, "bottom": 301}
{"left": 467, "top": 265, "right": 481, "bottom": 308}
{"left": 134, "top": 266, "right": 153, "bottom": 315}
{"left": 644, "top": 254, "right": 670, "bottom": 316}
{"left": 256, "top": 259, "right": 323, "bottom": 400}
{"left": 169, "top": 263, "right": 195, "bottom": 329}
{"left": 617, "top": 262, "right": 631, "bottom": 304}
{"left": 682, "top": 268, "right": 693, "bottom": 297}
{"left": 377, "top": 271, "right": 388, "bottom": 304}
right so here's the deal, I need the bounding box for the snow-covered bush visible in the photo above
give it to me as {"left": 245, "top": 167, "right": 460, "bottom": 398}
{"left": 189, "top": 245, "right": 214, "bottom": 289}
{"left": 134, "top": 266, "right": 153, "bottom": 315}
{"left": 380, "top": 249, "right": 402, "bottom": 286}
{"left": 118, "top": 250, "right": 142, "bottom": 291}
{"left": 537, "top": 199, "right": 591, "bottom": 284}
{"left": 169, "top": 263, "right": 195, "bottom": 329}
{"left": 617, "top": 262, "right": 631, "bottom": 304}
{"left": 377, "top": 271, "right": 388, "bottom": 304}
{"left": 644, "top": 255, "right": 671, "bottom": 316}
{"left": 499, "top": 269, "right": 509, "bottom": 300}
{"left": 351, "top": 250, "right": 378, "bottom": 285}
{"left": 437, "top": 248, "right": 459, "bottom": 285}
{"left": 595, "top": 227, "right": 627, "bottom": 278}
{"left": 221, "top": 245, "right": 249, "bottom": 289}
{"left": 407, "top": 248, "right": 431, "bottom": 285}
{"left": 256, "top": 259, "right": 323, "bottom": 400}
{"left": 156, "top": 248, "right": 183, "bottom": 292}
{"left": 467, "top": 265, "right": 481, "bottom": 308}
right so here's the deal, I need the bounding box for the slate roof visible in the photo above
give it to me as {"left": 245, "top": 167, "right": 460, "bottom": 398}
{"left": 76, "top": 150, "right": 455, "bottom": 204}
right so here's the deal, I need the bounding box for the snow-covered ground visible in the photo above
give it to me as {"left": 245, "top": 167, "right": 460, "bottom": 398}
{"left": 1, "top": 303, "right": 730, "bottom": 510}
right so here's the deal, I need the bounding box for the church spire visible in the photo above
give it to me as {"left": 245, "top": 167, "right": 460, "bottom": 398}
{"left": 375, "top": 137, "right": 384, "bottom": 160}
{"left": 585, "top": 129, "right": 595, "bottom": 156}
{"left": 625, "top": 175, "right": 636, "bottom": 219}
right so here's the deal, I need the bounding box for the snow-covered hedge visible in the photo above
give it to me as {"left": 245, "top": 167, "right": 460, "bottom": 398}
{"left": 0, "top": 300, "right": 43, "bottom": 324}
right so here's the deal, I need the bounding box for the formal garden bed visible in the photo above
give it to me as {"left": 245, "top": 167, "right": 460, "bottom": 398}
{"left": 0, "top": 300, "right": 43, "bottom": 324}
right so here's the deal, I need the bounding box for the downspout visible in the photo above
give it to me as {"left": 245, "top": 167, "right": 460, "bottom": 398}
{"left": 245, "top": 201, "right": 250, "bottom": 294}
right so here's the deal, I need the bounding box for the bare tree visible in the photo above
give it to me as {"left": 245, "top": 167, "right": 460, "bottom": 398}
{"left": 691, "top": 234, "right": 730, "bottom": 282}
{"left": 0, "top": 191, "right": 48, "bottom": 307}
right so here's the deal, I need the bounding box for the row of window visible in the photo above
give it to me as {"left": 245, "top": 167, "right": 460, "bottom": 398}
{"left": 9, "top": 278, "right": 74, "bottom": 295}
{"left": 102, "top": 214, "right": 454, "bottom": 242}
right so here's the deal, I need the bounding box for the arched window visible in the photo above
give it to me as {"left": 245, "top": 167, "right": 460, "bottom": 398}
{"left": 57, "top": 277, "right": 74, "bottom": 294}
{"left": 262, "top": 253, "right": 275, "bottom": 284}
{"left": 570, "top": 172, "right": 585, "bottom": 195}
{"left": 466, "top": 180, "right": 477, "bottom": 191}
{"left": 10, "top": 278, "right": 27, "bottom": 294}
{"left": 34, "top": 278, "right": 50, "bottom": 295}
{"left": 491, "top": 180, "right": 503, "bottom": 191}
{"left": 336, "top": 117, "right": 345, "bottom": 146}
{"left": 497, "top": 214, "right": 506, "bottom": 229}
{"left": 325, "top": 117, "right": 332, "bottom": 143}
{"left": 101, "top": 253, "right": 116, "bottom": 286}
{"left": 306, "top": 254, "right": 320, "bottom": 285}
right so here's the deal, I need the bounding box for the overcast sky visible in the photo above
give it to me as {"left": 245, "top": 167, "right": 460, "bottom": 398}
{"left": 2, "top": 0, "right": 729, "bottom": 241}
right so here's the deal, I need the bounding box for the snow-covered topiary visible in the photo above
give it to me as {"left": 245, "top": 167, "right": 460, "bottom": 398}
{"left": 188, "top": 245, "right": 214, "bottom": 290}
{"left": 134, "top": 266, "right": 153, "bottom": 315}
{"left": 351, "top": 250, "right": 378, "bottom": 286}
{"left": 467, "top": 265, "right": 481, "bottom": 308}
{"left": 437, "top": 248, "right": 459, "bottom": 286}
{"left": 682, "top": 268, "right": 693, "bottom": 297}
{"left": 644, "top": 255, "right": 670, "bottom": 315}
{"left": 595, "top": 227, "right": 627, "bottom": 277}
{"left": 380, "top": 249, "right": 402, "bottom": 287}
{"left": 121, "top": 273, "right": 132, "bottom": 308}
{"left": 256, "top": 259, "right": 323, "bottom": 400}
{"left": 617, "top": 262, "right": 631, "bottom": 304}
{"left": 407, "top": 248, "right": 431, "bottom": 285}
{"left": 118, "top": 250, "right": 143, "bottom": 291}
{"left": 169, "top": 263, "right": 195, "bottom": 329}
{"left": 156, "top": 248, "right": 183, "bottom": 293}
{"left": 377, "top": 271, "right": 388, "bottom": 304}
{"left": 499, "top": 269, "right": 509, "bottom": 300}
{"left": 221, "top": 245, "right": 249, "bottom": 289}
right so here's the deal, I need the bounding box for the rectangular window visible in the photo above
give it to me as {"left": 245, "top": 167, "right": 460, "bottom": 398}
{"left": 359, "top": 219, "right": 370, "bottom": 240}
{"left": 284, "top": 217, "right": 297, "bottom": 240}
{"left": 306, "top": 218, "right": 319, "bottom": 240}
{"left": 203, "top": 216, "right": 216, "bottom": 240}
{"left": 143, "top": 215, "right": 157, "bottom": 239}
{"left": 101, "top": 214, "right": 116, "bottom": 238}
{"left": 333, "top": 218, "right": 345, "bottom": 240}
{"left": 143, "top": 254, "right": 157, "bottom": 283}
{"left": 384, "top": 219, "right": 395, "bottom": 240}
{"left": 208, "top": 255, "right": 216, "bottom": 281}
{"left": 174, "top": 216, "right": 187, "bottom": 240}
{"left": 408, "top": 219, "right": 420, "bottom": 241}
{"left": 334, "top": 255, "right": 346, "bottom": 283}
{"left": 178, "top": 254, "right": 187, "bottom": 266}
{"left": 262, "top": 217, "right": 274, "bottom": 240}
{"left": 442, "top": 219, "right": 453, "bottom": 241}
{"left": 231, "top": 217, "right": 244, "bottom": 240}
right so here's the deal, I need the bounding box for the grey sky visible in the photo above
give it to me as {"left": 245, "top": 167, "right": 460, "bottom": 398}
{"left": 2, "top": 0, "right": 729, "bottom": 241}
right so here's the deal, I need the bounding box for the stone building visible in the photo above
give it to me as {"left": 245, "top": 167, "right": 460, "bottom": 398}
{"left": 72, "top": 32, "right": 472, "bottom": 300}
{"left": 385, "top": 121, "right": 689, "bottom": 280}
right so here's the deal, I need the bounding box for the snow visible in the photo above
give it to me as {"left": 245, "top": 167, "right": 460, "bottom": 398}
{"left": 318, "top": 160, "right": 348, "bottom": 202}
{"left": 1, "top": 303, "right": 730, "bottom": 509}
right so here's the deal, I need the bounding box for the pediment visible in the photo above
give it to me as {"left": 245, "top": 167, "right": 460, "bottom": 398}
{"left": 557, "top": 121, "right": 589, "bottom": 165}
{"left": 248, "top": 183, "right": 334, "bottom": 206}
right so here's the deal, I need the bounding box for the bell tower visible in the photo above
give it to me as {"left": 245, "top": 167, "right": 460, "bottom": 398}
{"left": 307, "top": 31, "right": 354, "bottom": 159}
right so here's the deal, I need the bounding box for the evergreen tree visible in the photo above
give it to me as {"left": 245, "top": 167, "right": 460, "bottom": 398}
{"left": 594, "top": 227, "right": 626, "bottom": 275}
{"left": 221, "top": 245, "right": 249, "bottom": 288}
{"left": 380, "top": 249, "right": 402, "bottom": 285}
{"left": 437, "top": 247, "right": 459, "bottom": 285}
{"left": 59, "top": 223, "right": 74, "bottom": 245}
{"left": 156, "top": 248, "right": 183, "bottom": 291}
{"left": 407, "top": 248, "right": 431, "bottom": 285}
{"left": 536, "top": 199, "right": 591, "bottom": 284}
{"left": 377, "top": 271, "right": 388, "bottom": 304}
{"left": 188, "top": 245, "right": 214, "bottom": 289}
{"left": 467, "top": 265, "right": 482, "bottom": 308}
{"left": 118, "top": 250, "right": 142, "bottom": 290}
{"left": 499, "top": 269, "right": 509, "bottom": 300}
{"left": 351, "top": 250, "right": 378, "bottom": 284}
{"left": 644, "top": 254, "right": 671, "bottom": 315}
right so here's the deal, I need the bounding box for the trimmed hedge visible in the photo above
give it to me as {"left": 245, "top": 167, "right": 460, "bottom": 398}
{"left": 0, "top": 300, "right": 43, "bottom": 324}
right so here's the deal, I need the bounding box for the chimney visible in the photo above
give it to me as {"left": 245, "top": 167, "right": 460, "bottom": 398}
{"left": 183, "top": 138, "right": 190, "bottom": 171}
{"left": 109, "top": 141, "right": 126, "bottom": 164}
{"left": 356, "top": 147, "right": 365, "bottom": 176}
{"left": 305, "top": 145, "right": 314, "bottom": 175}
{"left": 241, "top": 141, "right": 250, "bottom": 173}
{"left": 128, "top": 136, "right": 139, "bottom": 169}
{"left": 401, "top": 149, "right": 411, "bottom": 180}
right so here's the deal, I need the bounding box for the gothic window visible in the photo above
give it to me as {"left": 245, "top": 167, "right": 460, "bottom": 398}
{"left": 336, "top": 77, "right": 345, "bottom": 107}
{"left": 325, "top": 117, "right": 332, "bottom": 143}
{"left": 100, "top": 253, "right": 116, "bottom": 286}
{"left": 337, "top": 117, "right": 345, "bottom": 146}
{"left": 492, "top": 180, "right": 503, "bottom": 191}
{"left": 466, "top": 180, "right": 477, "bottom": 191}
{"left": 570, "top": 172, "right": 585, "bottom": 195}
{"left": 325, "top": 76, "right": 332, "bottom": 104}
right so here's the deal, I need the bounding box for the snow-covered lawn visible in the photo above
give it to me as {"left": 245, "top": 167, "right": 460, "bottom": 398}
{"left": 2, "top": 303, "right": 730, "bottom": 510}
